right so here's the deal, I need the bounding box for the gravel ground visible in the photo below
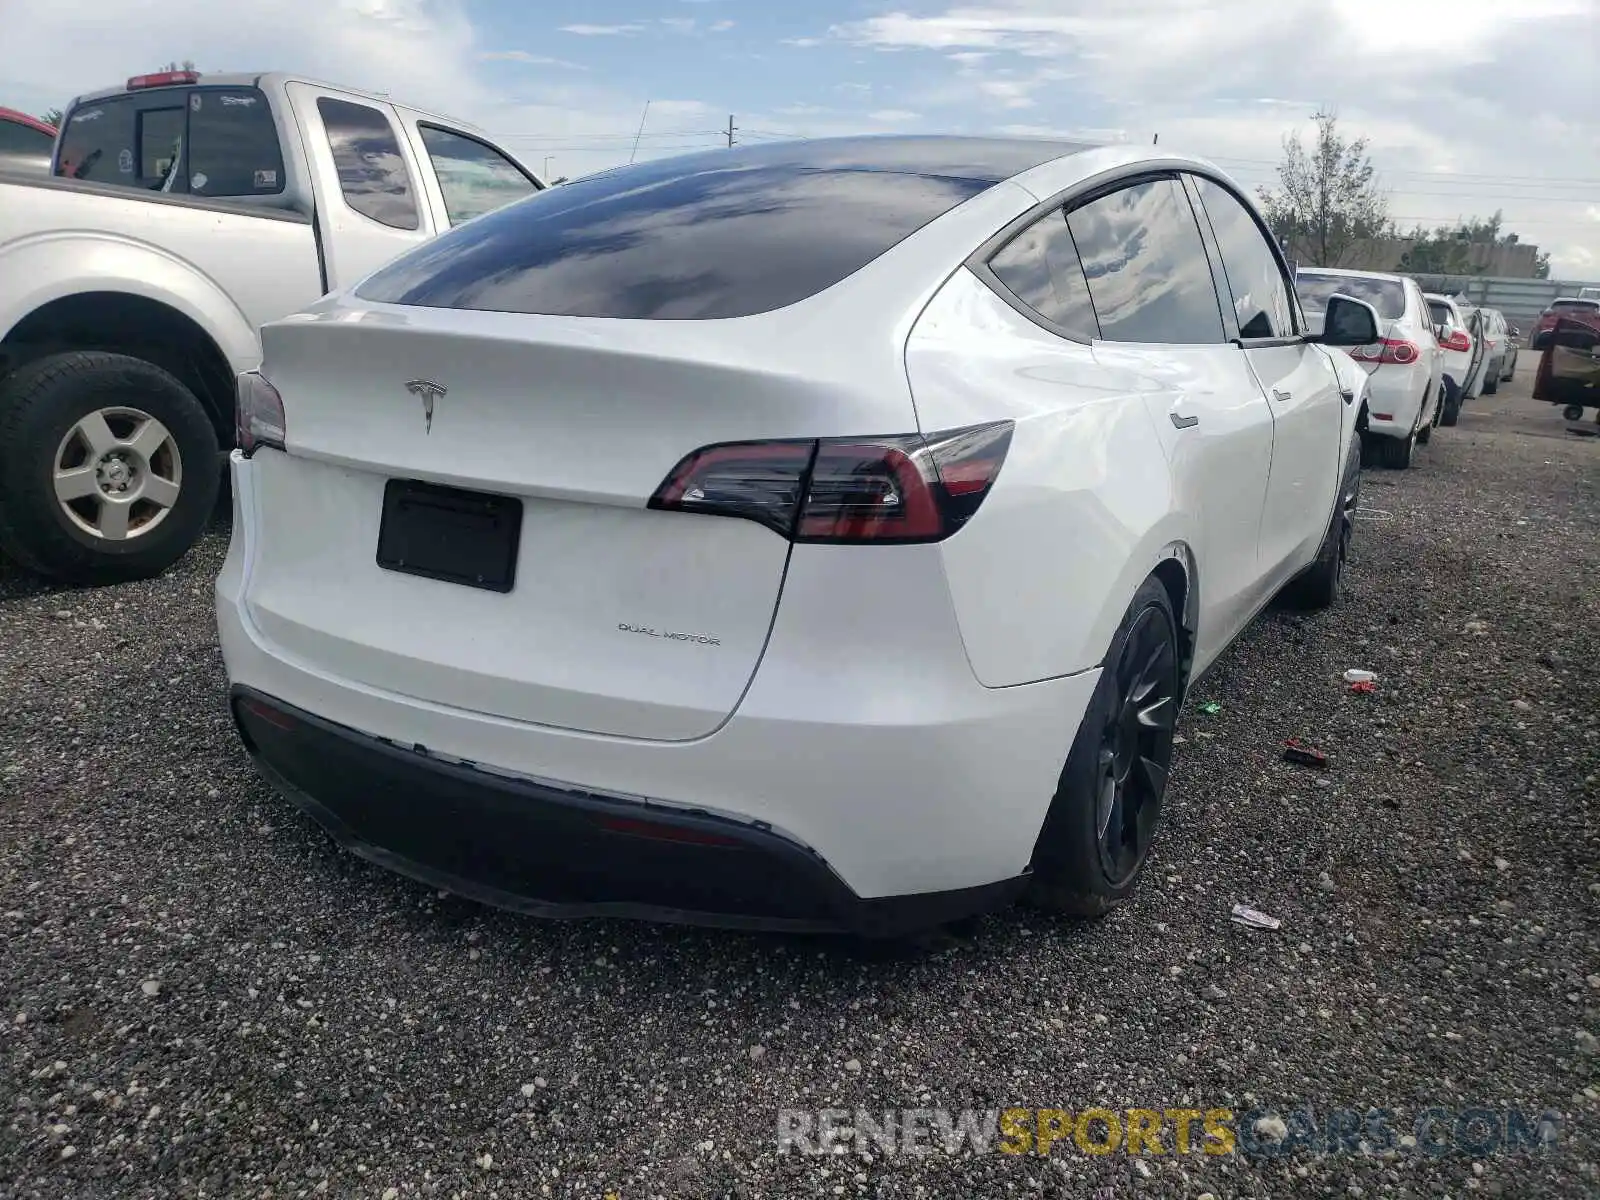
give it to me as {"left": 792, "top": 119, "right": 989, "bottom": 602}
{"left": 2, "top": 371, "right": 1597, "bottom": 1200}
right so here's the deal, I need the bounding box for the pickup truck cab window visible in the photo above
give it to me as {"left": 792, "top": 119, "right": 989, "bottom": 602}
{"left": 57, "top": 85, "right": 283, "bottom": 197}
{"left": 316, "top": 97, "right": 420, "bottom": 232}
{"left": 418, "top": 124, "right": 539, "bottom": 225}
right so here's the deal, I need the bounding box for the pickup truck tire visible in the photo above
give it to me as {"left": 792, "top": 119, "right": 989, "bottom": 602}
{"left": 0, "top": 351, "right": 220, "bottom": 586}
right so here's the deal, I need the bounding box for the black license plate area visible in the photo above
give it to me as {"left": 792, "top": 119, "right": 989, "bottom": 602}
{"left": 376, "top": 480, "right": 522, "bottom": 593}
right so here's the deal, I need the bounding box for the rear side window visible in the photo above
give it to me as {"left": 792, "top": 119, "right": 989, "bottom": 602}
{"left": 418, "top": 125, "right": 539, "bottom": 225}
{"left": 318, "top": 98, "right": 419, "bottom": 231}
{"left": 985, "top": 208, "right": 1097, "bottom": 339}
{"left": 1192, "top": 177, "right": 1293, "bottom": 338}
{"left": 1065, "top": 177, "right": 1225, "bottom": 344}
{"left": 0, "top": 115, "right": 54, "bottom": 157}
{"left": 58, "top": 96, "right": 164, "bottom": 188}
{"left": 187, "top": 90, "right": 284, "bottom": 195}
{"left": 357, "top": 148, "right": 995, "bottom": 319}
{"left": 1427, "top": 300, "right": 1455, "bottom": 326}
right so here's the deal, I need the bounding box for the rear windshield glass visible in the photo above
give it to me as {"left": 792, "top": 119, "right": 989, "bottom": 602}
{"left": 358, "top": 137, "right": 1086, "bottom": 320}
{"left": 1551, "top": 300, "right": 1600, "bottom": 312}
{"left": 56, "top": 86, "right": 283, "bottom": 197}
{"left": 1295, "top": 272, "right": 1405, "bottom": 320}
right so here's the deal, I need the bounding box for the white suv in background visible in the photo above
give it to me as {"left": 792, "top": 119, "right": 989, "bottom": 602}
{"left": 1426, "top": 293, "right": 1487, "bottom": 425}
{"left": 1295, "top": 268, "right": 1443, "bottom": 469}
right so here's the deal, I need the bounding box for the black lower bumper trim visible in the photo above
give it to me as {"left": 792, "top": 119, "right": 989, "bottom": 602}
{"left": 229, "top": 686, "right": 1027, "bottom": 937}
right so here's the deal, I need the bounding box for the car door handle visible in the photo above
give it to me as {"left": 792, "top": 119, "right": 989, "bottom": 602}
{"left": 1273, "top": 388, "right": 1293, "bottom": 402}
{"left": 1170, "top": 412, "right": 1199, "bottom": 429}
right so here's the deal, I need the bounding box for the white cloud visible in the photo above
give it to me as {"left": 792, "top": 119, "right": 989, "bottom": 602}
{"left": 559, "top": 23, "right": 645, "bottom": 36}
{"left": 480, "top": 51, "right": 586, "bottom": 69}
{"left": 868, "top": 109, "right": 920, "bottom": 123}
{"left": 826, "top": 1, "right": 1600, "bottom": 277}
{"left": 3, "top": 0, "right": 1595, "bottom": 276}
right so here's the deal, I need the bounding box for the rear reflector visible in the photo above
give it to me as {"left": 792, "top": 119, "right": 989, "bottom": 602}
{"left": 238, "top": 696, "right": 296, "bottom": 731}
{"left": 648, "top": 421, "right": 1014, "bottom": 544}
{"left": 596, "top": 815, "right": 745, "bottom": 848}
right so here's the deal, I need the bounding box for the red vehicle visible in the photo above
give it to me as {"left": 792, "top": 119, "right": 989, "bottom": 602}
{"left": 1530, "top": 297, "right": 1600, "bottom": 350}
{"left": 0, "top": 107, "right": 57, "bottom": 175}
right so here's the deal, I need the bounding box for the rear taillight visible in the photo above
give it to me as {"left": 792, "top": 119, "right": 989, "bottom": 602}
{"left": 1440, "top": 329, "right": 1472, "bottom": 353}
{"left": 648, "top": 421, "right": 1014, "bottom": 544}
{"left": 1350, "top": 338, "right": 1419, "bottom": 365}
{"left": 236, "top": 371, "right": 286, "bottom": 454}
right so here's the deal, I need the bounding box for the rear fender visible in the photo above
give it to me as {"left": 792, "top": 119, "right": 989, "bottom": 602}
{"left": 0, "top": 231, "right": 257, "bottom": 372}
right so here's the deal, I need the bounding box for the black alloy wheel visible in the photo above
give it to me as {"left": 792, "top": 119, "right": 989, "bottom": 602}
{"left": 1093, "top": 605, "right": 1179, "bottom": 885}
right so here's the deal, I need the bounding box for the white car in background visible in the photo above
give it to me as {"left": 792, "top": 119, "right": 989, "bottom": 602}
{"left": 1426, "top": 293, "right": 1487, "bottom": 425}
{"left": 1295, "top": 267, "right": 1443, "bottom": 469}
{"left": 217, "top": 137, "right": 1380, "bottom": 935}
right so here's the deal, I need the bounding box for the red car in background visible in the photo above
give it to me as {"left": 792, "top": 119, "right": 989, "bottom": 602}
{"left": 1530, "top": 297, "right": 1600, "bottom": 350}
{"left": 0, "top": 107, "right": 57, "bottom": 175}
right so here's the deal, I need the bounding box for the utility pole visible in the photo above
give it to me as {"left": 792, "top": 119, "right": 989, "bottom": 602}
{"left": 1152, "top": 132, "right": 1159, "bottom": 145}
{"left": 726, "top": 115, "right": 737, "bottom": 148}
{"left": 543, "top": 155, "right": 553, "bottom": 179}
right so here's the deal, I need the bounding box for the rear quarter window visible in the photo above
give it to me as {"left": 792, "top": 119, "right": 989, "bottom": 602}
{"left": 356, "top": 148, "right": 997, "bottom": 319}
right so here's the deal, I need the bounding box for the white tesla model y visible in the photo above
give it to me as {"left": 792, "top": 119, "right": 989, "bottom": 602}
{"left": 217, "top": 137, "right": 1380, "bottom": 936}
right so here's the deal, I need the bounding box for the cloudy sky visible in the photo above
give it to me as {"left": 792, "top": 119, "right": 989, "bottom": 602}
{"left": 4, "top": 0, "right": 1597, "bottom": 277}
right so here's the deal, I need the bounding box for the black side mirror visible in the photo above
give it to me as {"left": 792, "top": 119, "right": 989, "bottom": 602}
{"left": 1314, "top": 293, "right": 1381, "bottom": 347}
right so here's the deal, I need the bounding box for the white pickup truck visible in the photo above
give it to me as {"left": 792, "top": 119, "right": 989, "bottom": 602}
{"left": 0, "top": 69, "right": 544, "bottom": 584}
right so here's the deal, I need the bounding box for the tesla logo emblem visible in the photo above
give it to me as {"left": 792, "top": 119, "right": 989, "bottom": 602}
{"left": 405, "top": 379, "right": 447, "bottom": 434}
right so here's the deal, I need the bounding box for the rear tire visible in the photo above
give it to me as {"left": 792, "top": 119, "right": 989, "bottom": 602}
{"left": 1370, "top": 429, "right": 1415, "bottom": 469}
{"left": 1483, "top": 371, "right": 1499, "bottom": 395}
{"left": 1563, "top": 404, "right": 1586, "bottom": 422}
{"left": 1025, "top": 578, "right": 1180, "bottom": 918}
{"left": 1440, "top": 388, "right": 1462, "bottom": 427}
{"left": 0, "top": 351, "right": 220, "bottom": 586}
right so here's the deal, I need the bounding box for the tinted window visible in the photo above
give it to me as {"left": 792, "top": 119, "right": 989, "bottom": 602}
{"left": 1296, "top": 272, "right": 1406, "bottom": 321}
{"left": 1427, "top": 300, "right": 1455, "bottom": 327}
{"left": 0, "top": 115, "right": 53, "bottom": 157}
{"left": 419, "top": 125, "right": 538, "bottom": 224}
{"left": 57, "top": 95, "right": 171, "bottom": 188}
{"left": 136, "top": 106, "right": 184, "bottom": 184}
{"left": 1065, "top": 177, "right": 1224, "bottom": 344}
{"left": 187, "top": 89, "right": 284, "bottom": 196}
{"left": 318, "top": 98, "right": 419, "bottom": 231}
{"left": 1193, "top": 178, "right": 1294, "bottom": 337}
{"left": 986, "top": 208, "right": 1097, "bottom": 338}
{"left": 357, "top": 137, "right": 1072, "bottom": 319}
{"left": 1550, "top": 300, "right": 1600, "bottom": 313}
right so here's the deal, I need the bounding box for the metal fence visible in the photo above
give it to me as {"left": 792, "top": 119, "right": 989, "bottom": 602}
{"left": 1404, "top": 274, "right": 1600, "bottom": 328}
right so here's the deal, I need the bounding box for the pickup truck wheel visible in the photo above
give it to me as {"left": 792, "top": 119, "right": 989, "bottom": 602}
{"left": 1025, "top": 577, "right": 1179, "bottom": 918}
{"left": 0, "top": 351, "right": 220, "bottom": 585}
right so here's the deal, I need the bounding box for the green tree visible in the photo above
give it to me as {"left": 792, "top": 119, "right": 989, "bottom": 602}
{"left": 1257, "top": 110, "right": 1391, "bottom": 268}
{"left": 40, "top": 108, "right": 63, "bottom": 127}
{"left": 1396, "top": 210, "right": 1547, "bottom": 277}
